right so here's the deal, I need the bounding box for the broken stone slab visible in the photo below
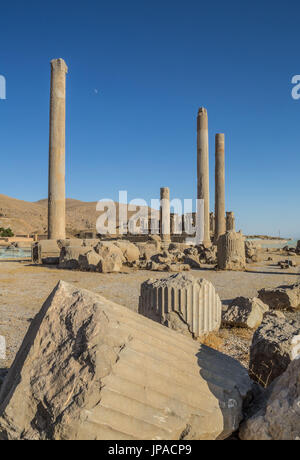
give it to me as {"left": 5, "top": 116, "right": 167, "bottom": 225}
{"left": 139, "top": 273, "right": 222, "bottom": 339}
{"left": 94, "top": 242, "right": 125, "bottom": 273}
{"left": 136, "top": 242, "right": 160, "bottom": 261}
{"left": 240, "top": 358, "right": 300, "bottom": 440}
{"left": 114, "top": 241, "right": 140, "bottom": 264}
{"left": 31, "top": 240, "right": 60, "bottom": 265}
{"left": 258, "top": 283, "right": 300, "bottom": 311}
{"left": 249, "top": 314, "right": 300, "bottom": 387}
{"left": 78, "top": 250, "right": 102, "bottom": 272}
{"left": 59, "top": 246, "right": 90, "bottom": 270}
{"left": 0, "top": 281, "right": 252, "bottom": 440}
{"left": 222, "top": 297, "right": 269, "bottom": 330}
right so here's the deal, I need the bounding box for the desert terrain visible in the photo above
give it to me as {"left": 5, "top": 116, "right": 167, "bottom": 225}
{"left": 0, "top": 194, "right": 158, "bottom": 236}
{"left": 1, "top": 248, "right": 299, "bottom": 384}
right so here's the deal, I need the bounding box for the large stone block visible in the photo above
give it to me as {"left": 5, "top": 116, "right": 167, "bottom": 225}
{"left": 217, "top": 231, "right": 245, "bottom": 271}
{"left": 258, "top": 283, "right": 300, "bottom": 311}
{"left": 114, "top": 240, "right": 140, "bottom": 263}
{"left": 0, "top": 282, "right": 252, "bottom": 440}
{"left": 59, "top": 246, "right": 90, "bottom": 270}
{"left": 222, "top": 297, "right": 269, "bottom": 330}
{"left": 31, "top": 240, "right": 60, "bottom": 265}
{"left": 139, "top": 273, "right": 222, "bottom": 338}
{"left": 78, "top": 250, "right": 102, "bottom": 272}
{"left": 249, "top": 314, "right": 300, "bottom": 387}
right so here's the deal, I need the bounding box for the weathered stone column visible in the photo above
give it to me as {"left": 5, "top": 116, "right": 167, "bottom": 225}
{"left": 160, "top": 187, "right": 171, "bottom": 245}
{"left": 197, "top": 108, "right": 210, "bottom": 245}
{"left": 48, "top": 58, "right": 68, "bottom": 240}
{"left": 215, "top": 134, "right": 226, "bottom": 242}
{"left": 210, "top": 212, "right": 215, "bottom": 237}
{"left": 226, "top": 212, "right": 235, "bottom": 231}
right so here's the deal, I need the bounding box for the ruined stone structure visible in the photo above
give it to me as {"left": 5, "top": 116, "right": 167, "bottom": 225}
{"left": 226, "top": 212, "right": 235, "bottom": 232}
{"left": 217, "top": 231, "right": 246, "bottom": 271}
{"left": 197, "top": 108, "right": 210, "bottom": 245}
{"left": 139, "top": 273, "right": 222, "bottom": 338}
{"left": 0, "top": 281, "right": 252, "bottom": 440}
{"left": 160, "top": 187, "right": 171, "bottom": 246}
{"left": 215, "top": 134, "right": 226, "bottom": 242}
{"left": 48, "top": 59, "right": 68, "bottom": 240}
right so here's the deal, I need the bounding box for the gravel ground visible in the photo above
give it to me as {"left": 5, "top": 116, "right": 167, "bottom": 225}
{"left": 0, "top": 251, "right": 299, "bottom": 375}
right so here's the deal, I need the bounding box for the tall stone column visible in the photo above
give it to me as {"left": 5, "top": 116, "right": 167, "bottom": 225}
{"left": 226, "top": 212, "right": 236, "bottom": 231}
{"left": 48, "top": 58, "right": 68, "bottom": 240}
{"left": 210, "top": 212, "right": 215, "bottom": 236}
{"left": 160, "top": 187, "right": 171, "bottom": 245}
{"left": 197, "top": 108, "right": 210, "bottom": 246}
{"left": 215, "top": 133, "right": 226, "bottom": 242}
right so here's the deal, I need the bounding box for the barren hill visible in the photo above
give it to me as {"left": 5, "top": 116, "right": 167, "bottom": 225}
{"left": 0, "top": 194, "right": 159, "bottom": 235}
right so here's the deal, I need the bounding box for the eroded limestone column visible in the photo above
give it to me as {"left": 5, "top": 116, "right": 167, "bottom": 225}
{"left": 197, "top": 108, "right": 210, "bottom": 245}
{"left": 215, "top": 134, "right": 226, "bottom": 242}
{"left": 160, "top": 187, "right": 171, "bottom": 245}
{"left": 226, "top": 212, "right": 235, "bottom": 232}
{"left": 48, "top": 58, "right": 68, "bottom": 240}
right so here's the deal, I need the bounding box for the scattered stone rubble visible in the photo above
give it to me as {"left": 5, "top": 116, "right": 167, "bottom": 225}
{"left": 32, "top": 238, "right": 220, "bottom": 273}
{"left": 139, "top": 273, "right": 222, "bottom": 338}
{"left": 249, "top": 314, "right": 300, "bottom": 387}
{"left": 0, "top": 282, "right": 252, "bottom": 440}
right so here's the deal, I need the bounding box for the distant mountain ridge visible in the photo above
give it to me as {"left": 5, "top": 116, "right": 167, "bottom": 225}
{"left": 0, "top": 194, "right": 158, "bottom": 235}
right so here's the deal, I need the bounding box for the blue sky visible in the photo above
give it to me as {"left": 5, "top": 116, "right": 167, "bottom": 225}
{"left": 0, "top": 0, "right": 299, "bottom": 238}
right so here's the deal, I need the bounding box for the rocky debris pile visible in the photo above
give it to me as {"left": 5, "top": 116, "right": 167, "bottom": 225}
{"left": 240, "top": 358, "right": 300, "bottom": 440}
{"left": 258, "top": 283, "right": 300, "bottom": 311}
{"left": 296, "top": 240, "right": 300, "bottom": 255}
{"left": 197, "top": 244, "right": 217, "bottom": 265}
{"left": 139, "top": 273, "right": 222, "bottom": 339}
{"left": 217, "top": 231, "right": 246, "bottom": 271}
{"left": 245, "top": 240, "right": 262, "bottom": 264}
{"left": 0, "top": 282, "right": 252, "bottom": 440}
{"left": 33, "top": 238, "right": 218, "bottom": 273}
{"left": 59, "top": 241, "right": 127, "bottom": 273}
{"left": 131, "top": 240, "right": 217, "bottom": 272}
{"left": 222, "top": 297, "right": 269, "bottom": 330}
{"left": 277, "top": 259, "right": 297, "bottom": 269}
{"left": 249, "top": 314, "right": 300, "bottom": 387}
